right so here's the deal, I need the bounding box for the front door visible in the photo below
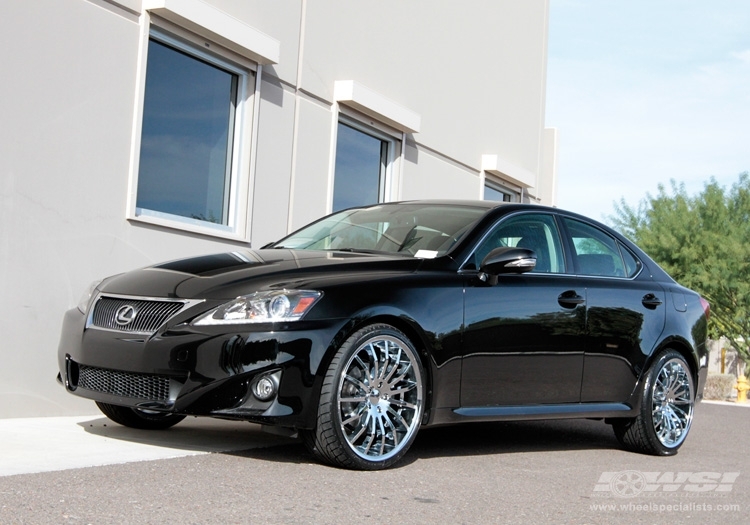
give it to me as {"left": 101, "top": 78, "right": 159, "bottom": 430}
{"left": 459, "top": 213, "right": 586, "bottom": 407}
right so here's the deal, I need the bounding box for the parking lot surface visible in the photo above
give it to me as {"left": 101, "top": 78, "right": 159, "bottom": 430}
{"left": 1, "top": 401, "right": 747, "bottom": 524}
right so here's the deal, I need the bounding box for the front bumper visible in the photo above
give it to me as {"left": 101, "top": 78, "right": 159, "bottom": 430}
{"left": 57, "top": 307, "right": 345, "bottom": 429}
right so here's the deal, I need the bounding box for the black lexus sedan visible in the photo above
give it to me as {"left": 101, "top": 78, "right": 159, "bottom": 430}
{"left": 58, "top": 200, "right": 709, "bottom": 470}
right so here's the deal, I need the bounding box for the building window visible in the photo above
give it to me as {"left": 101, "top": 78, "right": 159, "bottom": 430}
{"left": 133, "top": 29, "right": 254, "bottom": 234}
{"left": 332, "top": 120, "right": 395, "bottom": 212}
{"left": 484, "top": 182, "right": 514, "bottom": 202}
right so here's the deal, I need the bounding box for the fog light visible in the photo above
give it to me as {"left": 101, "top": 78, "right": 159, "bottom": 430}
{"left": 253, "top": 375, "right": 278, "bottom": 401}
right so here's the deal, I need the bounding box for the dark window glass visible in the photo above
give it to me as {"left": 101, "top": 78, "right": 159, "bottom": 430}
{"left": 332, "top": 123, "right": 388, "bottom": 212}
{"left": 484, "top": 184, "right": 513, "bottom": 202}
{"left": 564, "top": 218, "right": 628, "bottom": 277}
{"left": 473, "top": 214, "right": 565, "bottom": 273}
{"left": 136, "top": 38, "right": 241, "bottom": 225}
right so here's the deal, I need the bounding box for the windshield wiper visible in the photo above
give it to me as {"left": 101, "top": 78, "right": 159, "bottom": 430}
{"left": 328, "top": 248, "right": 409, "bottom": 256}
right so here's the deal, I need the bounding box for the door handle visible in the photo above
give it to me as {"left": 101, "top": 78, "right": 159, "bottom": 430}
{"left": 558, "top": 290, "right": 585, "bottom": 308}
{"left": 642, "top": 293, "right": 663, "bottom": 309}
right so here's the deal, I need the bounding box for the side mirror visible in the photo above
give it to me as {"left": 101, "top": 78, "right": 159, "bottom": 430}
{"left": 480, "top": 247, "right": 536, "bottom": 275}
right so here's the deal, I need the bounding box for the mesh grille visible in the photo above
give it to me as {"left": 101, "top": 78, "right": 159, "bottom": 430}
{"left": 91, "top": 296, "right": 185, "bottom": 334}
{"left": 78, "top": 365, "right": 171, "bottom": 402}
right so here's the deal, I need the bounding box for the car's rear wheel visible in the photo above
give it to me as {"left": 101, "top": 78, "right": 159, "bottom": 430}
{"left": 302, "top": 323, "right": 425, "bottom": 470}
{"left": 95, "top": 402, "right": 186, "bottom": 430}
{"left": 612, "top": 349, "right": 694, "bottom": 455}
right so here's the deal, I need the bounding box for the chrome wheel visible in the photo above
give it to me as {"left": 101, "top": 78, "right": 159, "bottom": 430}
{"left": 302, "top": 324, "right": 426, "bottom": 469}
{"left": 337, "top": 334, "right": 424, "bottom": 462}
{"left": 651, "top": 357, "right": 694, "bottom": 448}
{"left": 612, "top": 350, "right": 695, "bottom": 456}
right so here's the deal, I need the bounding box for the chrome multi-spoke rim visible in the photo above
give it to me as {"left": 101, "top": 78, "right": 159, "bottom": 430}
{"left": 651, "top": 358, "right": 694, "bottom": 448}
{"left": 337, "top": 335, "right": 423, "bottom": 462}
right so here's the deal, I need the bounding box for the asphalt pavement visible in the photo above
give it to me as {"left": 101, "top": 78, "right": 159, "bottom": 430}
{"left": 1, "top": 401, "right": 748, "bottom": 524}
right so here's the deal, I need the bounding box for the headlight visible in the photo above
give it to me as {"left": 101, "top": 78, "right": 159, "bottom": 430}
{"left": 192, "top": 290, "right": 322, "bottom": 325}
{"left": 77, "top": 280, "right": 102, "bottom": 314}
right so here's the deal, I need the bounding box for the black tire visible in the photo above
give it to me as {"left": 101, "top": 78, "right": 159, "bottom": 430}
{"left": 302, "top": 323, "right": 425, "bottom": 470}
{"left": 612, "top": 349, "right": 695, "bottom": 456}
{"left": 96, "top": 402, "right": 186, "bottom": 430}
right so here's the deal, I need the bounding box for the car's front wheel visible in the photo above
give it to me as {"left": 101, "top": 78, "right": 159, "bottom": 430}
{"left": 95, "top": 402, "right": 186, "bottom": 430}
{"left": 303, "top": 323, "right": 425, "bottom": 470}
{"left": 612, "top": 349, "right": 695, "bottom": 455}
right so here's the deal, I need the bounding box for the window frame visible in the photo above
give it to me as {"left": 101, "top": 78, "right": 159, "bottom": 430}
{"left": 562, "top": 217, "right": 643, "bottom": 279}
{"left": 461, "top": 211, "right": 644, "bottom": 280}
{"left": 462, "top": 212, "right": 567, "bottom": 274}
{"left": 483, "top": 180, "right": 518, "bottom": 202}
{"left": 126, "top": 16, "right": 260, "bottom": 242}
{"left": 330, "top": 111, "right": 402, "bottom": 213}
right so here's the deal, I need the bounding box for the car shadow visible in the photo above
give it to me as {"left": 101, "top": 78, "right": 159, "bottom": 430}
{"left": 412, "top": 418, "right": 621, "bottom": 458}
{"left": 226, "top": 417, "right": 623, "bottom": 468}
{"left": 75, "top": 405, "right": 727, "bottom": 469}
{"left": 79, "top": 415, "right": 621, "bottom": 468}
{"left": 78, "top": 416, "right": 297, "bottom": 453}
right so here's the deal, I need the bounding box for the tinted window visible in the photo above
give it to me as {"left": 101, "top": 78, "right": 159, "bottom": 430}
{"left": 484, "top": 184, "right": 513, "bottom": 202}
{"left": 332, "top": 122, "right": 389, "bottom": 212}
{"left": 136, "top": 38, "right": 243, "bottom": 225}
{"left": 472, "top": 213, "right": 565, "bottom": 273}
{"left": 563, "top": 218, "right": 639, "bottom": 277}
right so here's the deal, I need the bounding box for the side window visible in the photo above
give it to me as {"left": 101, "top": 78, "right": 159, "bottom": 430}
{"left": 133, "top": 28, "right": 255, "bottom": 236}
{"left": 473, "top": 214, "right": 565, "bottom": 273}
{"left": 563, "top": 218, "right": 640, "bottom": 278}
{"left": 483, "top": 181, "right": 517, "bottom": 202}
{"left": 332, "top": 119, "right": 397, "bottom": 212}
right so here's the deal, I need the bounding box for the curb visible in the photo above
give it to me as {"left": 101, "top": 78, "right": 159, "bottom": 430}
{"left": 701, "top": 399, "right": 750, "bottom": 408}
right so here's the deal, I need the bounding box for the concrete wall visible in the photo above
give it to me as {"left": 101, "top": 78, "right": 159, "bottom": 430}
{"left": 0, "top": 0, "right": 553, "bottom": 417}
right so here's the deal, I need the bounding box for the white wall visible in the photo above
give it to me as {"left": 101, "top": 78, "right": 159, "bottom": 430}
{"left": 0, "top": 0, "right": 552, "bottom": 417}
{"left": 299, "top": 0, "right": 550, "bottom": 177}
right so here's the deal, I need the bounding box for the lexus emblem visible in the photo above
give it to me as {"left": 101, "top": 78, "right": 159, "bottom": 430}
{"left": 115, "top": 305, "right": 137, "bottom": 326}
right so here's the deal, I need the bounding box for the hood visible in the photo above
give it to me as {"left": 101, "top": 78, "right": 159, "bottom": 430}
{"left": 99, "top": 249, "right": 423, "bottom": 299}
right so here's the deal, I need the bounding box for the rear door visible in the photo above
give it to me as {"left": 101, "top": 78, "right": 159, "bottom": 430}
{"left": 561, "top": 217, "right": 666, "bottom": 403}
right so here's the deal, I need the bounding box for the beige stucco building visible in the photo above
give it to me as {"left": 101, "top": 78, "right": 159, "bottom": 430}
{"left": 0, "top": 0, "right": 556, "bottom": 417}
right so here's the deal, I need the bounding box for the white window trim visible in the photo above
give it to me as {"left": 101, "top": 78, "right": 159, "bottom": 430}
{"left": 333, "top": 80, "right": 421, "bottom": 134}
{"left": 328, "top": 107, "right": 404, "bottom": 213}
{"left": 481, "top": 154, "right": 536, "bottom": 190}
{"left": 329, "top": 81, "right": 420, "bottom": 213}
{"left": 142, "top": 0, "right": 279, "bottom": 65}
{"left": 483, "top": 178, "right": 518, "bottom": 202}
{"left": 126, "top": 12, "right": 263, "bottom": 242}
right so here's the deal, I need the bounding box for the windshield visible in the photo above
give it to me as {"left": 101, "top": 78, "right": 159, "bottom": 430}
{"left": 272, "top": 203, "right": 488, "bottom": 258}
